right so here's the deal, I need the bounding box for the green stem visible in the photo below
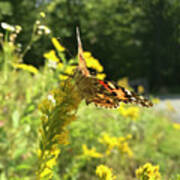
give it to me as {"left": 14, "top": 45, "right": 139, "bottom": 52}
{"left": 3, "top": 31, "right": 10, "bottom": 81}
{"left": 21, "top": 23, "right": 37, "bottom": 58}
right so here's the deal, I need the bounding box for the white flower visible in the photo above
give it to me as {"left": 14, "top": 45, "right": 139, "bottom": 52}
{"left": 48, "top": 94, "right": 56, "bottom": 104}
{"left": 1, "top": 22, "right": 15, "bottom": 32}
{"left": 47, "top": 60, "right": 57, "bottom": 69}
{"left": 35, "top": 20, "right": 41, "bottom": 25}
{"left": 38, "top": 25, "right": 51, "bottom": 34}
{"left": 37, "top": 30, "right": 43, "bottom": 35}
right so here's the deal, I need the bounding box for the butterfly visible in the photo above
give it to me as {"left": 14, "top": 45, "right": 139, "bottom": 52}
{"left": 73, "top": 27, "right": 153, "bottom": 109}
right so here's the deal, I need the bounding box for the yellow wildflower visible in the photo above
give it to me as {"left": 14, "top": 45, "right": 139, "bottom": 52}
{"left": 46, "top": 157, "right": 56, "bottom": 169}
{"left": 83, "top": 51, "right": 91, "bottom": 58}
{"left": 44, "top": 50, "right": 60, "bottom": 62}
{"left": 38, "top": 145, "right": 61, "bottom": 179}
{"left": 83, "top": 51, "right": 104, "bottom": 72}
{"left": 96, "top": 73, "right": 106, "bottom": 80}
{"left": 13, "top": 63, "right": 38, "bottom": 75}
{"left": 82, "top": 144, "right": 103, "bottom": 158}
{"left": 59, "top": 65, "right": 76, "bottom": 80}
{"left": 119, "top": 142, "right": 133, "bottom": 157}
{"left": 173, "top": 123, "right": 180, "bottom": 130}
{"left": 51, "top": 37, "right": 65, "bottom": 52}
{"left": 152, "top": 98, "right": 160, "bottom": 104}
{"left": 59, "top": 74, "right": 69, "bottom": 81}
{"left": 136, "top": 163, "right": 161, "bottom": 180}
{"left": 138, "top": 85, "right": 144, "bottom": 94}
{"left": 96, "top": 165, "right": 116, "bottom": 180}
{"left": 99, "top": 133, "right": 119, "bottom": 155}
{"left": 40, "top": 167, "right": 52, "bottom": 178}
{"left": 64, "top": 65, "right": 76, "bottom": 75}
{"left": 118, "top": 105, "right": 140, "bottom": 121}
{"left": 99, "top": 133, "right": 133, "bottom": 157}
{"left": 58, "top": 62, "right": 63, "bottom": 69}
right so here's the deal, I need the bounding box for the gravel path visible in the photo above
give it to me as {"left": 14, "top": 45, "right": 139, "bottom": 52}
{"left": 155, "top": 95, "right": 180, "bottom": 122}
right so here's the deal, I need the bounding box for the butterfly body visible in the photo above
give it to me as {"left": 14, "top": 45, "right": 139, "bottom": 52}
{"left": 74, "top": 28, "right": 153, "bottom": 109}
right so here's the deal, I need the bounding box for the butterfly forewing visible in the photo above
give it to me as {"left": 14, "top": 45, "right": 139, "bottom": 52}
{"left": 74, "top": 27, "right": 153, "bottom": 108}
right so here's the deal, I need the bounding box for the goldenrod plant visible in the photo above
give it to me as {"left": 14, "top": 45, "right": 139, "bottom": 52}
{"left": 98, "top": 133, "right": 133, "bottom": 157}
{"left": 96, "top": 165, "right": 116, "bottom": 180}
{"left": 36, "top": 80, "right": 82, "bottom": 179}
{"left": 136, "top": 163, "right": 161, "bottom": 180}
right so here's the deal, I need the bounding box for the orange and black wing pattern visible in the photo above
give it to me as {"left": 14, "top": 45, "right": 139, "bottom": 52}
{"left": 74, "top": 27, "right": 153, "bottom": 108}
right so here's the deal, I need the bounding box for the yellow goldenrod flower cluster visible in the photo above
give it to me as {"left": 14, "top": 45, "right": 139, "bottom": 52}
{"left": 43, "top": 37, "right": 77, "bottom": 80}
{"left": 58, "top": 65, "right": 76, "bottom": 80}
{"left": 82, "top": 144, "right": 103, "bottom": 158}
{"left": 13, "top": 63, "right": 38, "bottom": 75}
{"left": 83, "top": 51, "right": 103, "bottom": 72}
{"left": 37, "top": 148, "right": 60, "bottom": 179}
{"left": 44, "top": 50, "right": 60, "bottom": 63}
{"left": 43, "top": 38, "right": 106, "bottom": 81}
{"left": 173, "top": 123, "right": 180, "bottom": 130}
{"left": 136, "top": 163, "right": 161, "bottom": 180}
{"left": 96, "top": 73, "right": 106, "bottom": 80}
{"left": 44, "top": 49, "right": 66, "bottom": 71}
{"left": 96, "top": 164, "right": 116, "bottom": 180}
{"left": 37, "top": 80, "right": 82, "bottom": 179}
{"left": 98, "top": 133, "right": 133, "bottom": 157}
{"left": 118, "top": 104, "right": 140, "bottom": 121}
{"left": 51, "top": 37, "right": 65, "bottom": 52}
{"left": 83, "top": 51, "right": 106, "bottom": 80}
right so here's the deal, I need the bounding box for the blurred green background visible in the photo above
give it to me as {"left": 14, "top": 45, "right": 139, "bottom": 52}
{"left": 0, "top": 0, "right": 180, "bottom": 180}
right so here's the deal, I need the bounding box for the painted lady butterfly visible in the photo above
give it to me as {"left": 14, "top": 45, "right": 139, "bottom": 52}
{"left": 74, "top": 27, "right": 153, "bottom": 108}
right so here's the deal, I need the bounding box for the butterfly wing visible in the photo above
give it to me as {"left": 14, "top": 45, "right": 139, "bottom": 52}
{"left": 75, "top": 27, "right": 153, "bottom": 108}
{"left": 91, "top": 81, "right": 153, "bottom": 108}
{"left": 96, "top": 80, "right": 153, "bottom": 107}
{"left": 76, "top": 27, "right": 90, "bottom": 76}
